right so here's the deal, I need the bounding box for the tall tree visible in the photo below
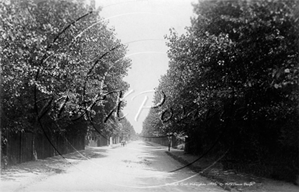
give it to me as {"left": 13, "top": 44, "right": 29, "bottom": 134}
{"left": 1, "top": 0, "right": 131, "bottom": 160}
{"left": 145, "top": 0, "right": 298, "bottom": 181}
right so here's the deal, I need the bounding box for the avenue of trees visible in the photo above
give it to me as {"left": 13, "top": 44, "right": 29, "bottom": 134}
{"left": 120, "top": 117, "right": 137, "bottom": 140}
{"left": 1, "top": 0, "right": 133, "bottom": 164}
{"left": 142, "top": 0, "right": 298, "bottom": 182}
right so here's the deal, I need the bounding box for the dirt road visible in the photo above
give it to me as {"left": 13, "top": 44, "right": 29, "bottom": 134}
{"left": 1, "top": 140, "right": 226, "bottom": 192}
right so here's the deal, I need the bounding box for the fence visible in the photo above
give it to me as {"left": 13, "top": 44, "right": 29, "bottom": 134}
{"left": 145, "top": 135, "right": 183, "bottom": 149}
{"left": 1, "top": 130, "right": 86, "bottom": 166}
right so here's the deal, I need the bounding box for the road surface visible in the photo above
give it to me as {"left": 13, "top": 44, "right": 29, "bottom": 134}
{"left": 1, "top": 140, "right": 226, "bottom": 192}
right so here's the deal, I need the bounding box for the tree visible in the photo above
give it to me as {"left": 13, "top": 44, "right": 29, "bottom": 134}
{"left": 1, "top": 0, "right": 131, "bottom": 161}
{"left": 145, "top": 0, "right": 298, "bottom": 181}
{"left": 142, "top": 108, "right": 164, "bottom": 137}
{"left": 119, "top": 116, "right": 136, "bottom": 140}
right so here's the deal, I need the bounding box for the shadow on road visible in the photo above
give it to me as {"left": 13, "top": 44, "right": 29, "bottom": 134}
{"left": 0, "top": 147, "right": 108, "bottom": 181}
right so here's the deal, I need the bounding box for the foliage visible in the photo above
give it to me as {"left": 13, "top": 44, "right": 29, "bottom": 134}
{"left": 1, "top": 0, "right": 131, "bottom": 152}
{"left": 142, "top": 0, "right": 298, "bottom": 181}
{"left": 141, "top": 108, "right": 164, "bottom": 137}
{"left": 119, "top": 116, "right": 136, "bottom": 140}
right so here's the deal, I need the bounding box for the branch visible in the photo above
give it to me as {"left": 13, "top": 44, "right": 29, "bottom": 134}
{"left": 52, "top": 11, "right": 93, "bottom": 45}
{"left": 82, "top": 45, "right": 121, "bottom": 97}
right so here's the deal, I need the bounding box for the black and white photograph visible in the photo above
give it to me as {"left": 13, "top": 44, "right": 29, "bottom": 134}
{"left": 0, "top": 0, "right": 299, "bottom": 191}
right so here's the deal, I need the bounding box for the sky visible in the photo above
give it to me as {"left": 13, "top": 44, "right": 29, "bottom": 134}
{"left": 95, "top": 0, "right": 197, "bottom": 133}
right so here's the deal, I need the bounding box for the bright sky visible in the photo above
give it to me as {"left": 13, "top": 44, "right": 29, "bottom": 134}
{"left": 95, "top": 0, "right": 197, "bottom": 133}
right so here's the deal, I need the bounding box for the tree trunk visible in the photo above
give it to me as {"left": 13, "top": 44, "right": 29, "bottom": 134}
{"left": 32, "top": 134, "right": 38, "bottom": 160}
{"left": 19, "top": 132, "right": 22, "bottom": 163}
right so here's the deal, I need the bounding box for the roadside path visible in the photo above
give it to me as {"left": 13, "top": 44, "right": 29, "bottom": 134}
{"left": 150, "top": 141, "right": 299, "bottom": 192}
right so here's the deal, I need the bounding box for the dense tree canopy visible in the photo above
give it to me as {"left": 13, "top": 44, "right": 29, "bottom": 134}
{"left": 119, "top": 116, "right": 137, "bottom": 140}
{"left": 141, "top": 108, "right": 163, "bottom": 137}
{"left": 1, "top": 0, "right": 131, "bottom": 155}
{"left": 142, "top": 0, "right": 298, "bottom": 181}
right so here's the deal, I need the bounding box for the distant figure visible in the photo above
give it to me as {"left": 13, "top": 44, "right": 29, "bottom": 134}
{"left": 121, "top": 140, "right": 126, "bottom": 147}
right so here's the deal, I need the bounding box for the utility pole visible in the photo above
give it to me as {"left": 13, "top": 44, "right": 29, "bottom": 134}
{"left": 167, "top": 133, "right": 172, "bottom": 151}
